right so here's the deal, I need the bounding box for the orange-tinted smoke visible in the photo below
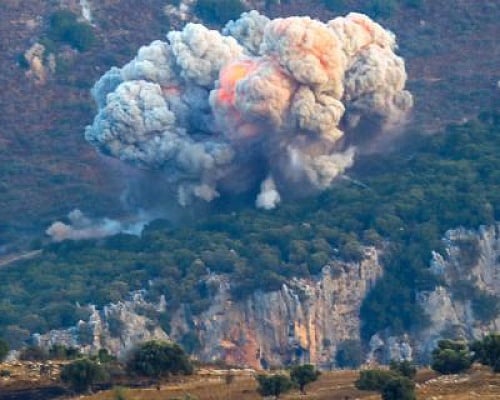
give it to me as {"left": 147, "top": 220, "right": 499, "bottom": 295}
{"left": 217, "top": 60, "right": 258, "bottom": 106}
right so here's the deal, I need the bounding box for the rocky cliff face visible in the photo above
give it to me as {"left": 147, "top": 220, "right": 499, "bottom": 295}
{"left": 35, "top": 247, "right": 382, "bottom": 367}
{"left": 35, "top": 225, "right": 500, "bottom": 367}
{"left": 367, "top": 224, "right": 500, "bottom": 364}
{"left": 171, "top": 247, "right": 382, "bottom": 368}
{"left": 35, "top": 291, "right": 168, "bottom": 358}
{"left": 414, "top": 224, "right": 500, "bottom": 360}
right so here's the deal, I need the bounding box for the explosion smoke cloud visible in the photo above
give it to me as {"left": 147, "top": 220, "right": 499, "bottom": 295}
{"left": 85, "top": 11, "right": 412, "bottom": 209}
{"left": 46, "top": 209, "right": 149, "bottom": 242}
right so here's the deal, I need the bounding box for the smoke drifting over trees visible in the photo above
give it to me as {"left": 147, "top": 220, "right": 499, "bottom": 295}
{"left": 85, "top": 11, "right": 412, "bottom": 209}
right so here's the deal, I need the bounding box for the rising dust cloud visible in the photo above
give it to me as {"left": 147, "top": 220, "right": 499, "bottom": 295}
{"left": 85, "top": 11, "right": 413, "bottom": 211}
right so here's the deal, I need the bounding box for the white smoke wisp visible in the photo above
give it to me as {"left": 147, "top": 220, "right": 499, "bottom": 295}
{"left": 46, "top": 209, "right": 150, "bottom": 242}
{"left": 85, "top": 11, "right": 413, "bottom": 208}
{"left": 256, "top": 176, "right": 281, "bottom": 210}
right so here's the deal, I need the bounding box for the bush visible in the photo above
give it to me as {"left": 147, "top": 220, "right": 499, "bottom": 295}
{"left": 323, "top": 0, "right": 346, "bottom": 12}
{"left": 402, "top": 0, "right": 423, "bottom": 9}
{"left": 471, "top": 333, "right": 500, "bottom": 373}
{"left": 356, "top": 366, "right": 416, "bottom": 400}
{"left": 256, "top": 374, "right": 293, "bottom": 398}
{"left": 49, "top": 344, "right": 80, "bottom": 360}
{"left": 126, "top": 340, "right": 193, "bottom": 378}
{"left": 366, "top": 0, "right": 398, "bottom": 18}
{"left": 48, "top": 10, "right": 95, "bottom": 51}
{"left": 19, "top": 346, "right": 48, "bottom": 361}
{"left": 290, "top": 364, "right": 320, "bottom": 394}
{"left": 431, "top": 339, "right": 472, "bottom": 375}
{"left": 16, "top": 53, "right": 30, "bottom": 70}
{"left": 0, "top": 339, "right": 8, "bottom": 362}
{"left": 355, "top": 369, "right": 397, "bottom": 391}
{"left": 60, "top": 358, "right": 106, "bottom": 393}
{"left": 112, "top": 386, "right": 128, "bottom": 400}
{"left": 194, "top": 0, "right": 246, "bottom": 25}
{"left": 381, "top": 376, "right": 416, "bottom": 400}
{"left": 389, "top": 360, "right": 417, "bottom": 379}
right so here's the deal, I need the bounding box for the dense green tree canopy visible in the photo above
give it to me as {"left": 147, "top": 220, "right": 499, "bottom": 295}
{"left": 381, "top": 376, "right": 416, "bottom": 400}
{"left": 256, "top": 374, "right": 293, "bottom": 398}
{"left": 0, "top": 339, "right": 8, "bottom": 362}
{"left": 60, "top": 358, "right": 106, "bottom": 393}
{"left": 471, "top": 333, "right": 500, "bottom": 373}
{"left": 290, "top": 364, "right": 320, "bottom": 394}
{"left": 431, "top": 339, "right": 473, "bottom": 375}
{"left": 126, "top": 340, "right": 193, "bottom": 378}
{"left": 0, "top": 111, "right": 498, "bottom": 347}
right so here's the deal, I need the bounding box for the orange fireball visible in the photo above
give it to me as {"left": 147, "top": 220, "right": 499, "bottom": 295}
{"left": 217, "top": 60, "right": 258, "bottom": 105}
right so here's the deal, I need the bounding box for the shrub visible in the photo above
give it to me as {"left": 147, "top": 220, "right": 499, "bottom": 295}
{"left": 471, "top": 333, "right": 500, "bottom": 373}
{"left": 366, "top": 0, "right": 398, "bottom": 18}
{"left": 48, "top": 10, "right": 95, "bottom": 52}
{"left": 323, "top": 0, "right": 346, "bottom": 12}
{"left": 126, "top": 340, "right": 193, "bottom": 378}
{"left": 0, "top": 339, "right": 8, "bottom": 362}
{"left": 431, "top": 339, "right": 472, "bottom": 374}
{"left": 194, "top": 0, "right": 246, "bottom": 25}
{"left": 19, "top": 346, "right": 48, "bottom": 361}
{"left": 256, "top": 374, "right": 293, "bottom": 398}
{"left": 402, "top": 0, "right": 423, "bottom": 9}
{"left": 49, "top": 344, "right": 80, "bottom": 360}
{"left": 16, "top": 53, "right": 30, "bottom": 69}
{"left": 290, "top": 364, "right": 320, "bottom": 394}
{"left": 60, "top": 358, "right": 106, "bottom": 393}
{"left": 112, "top": 386, "right": 128, "bottom": 400}
{"left": 389, "top": 360, "right": 417, "bottom": 379}
{"left": 355, "top": 369, "right": 397, "bottom": 391}
{"left": 381, "top": 376, "right": 416, "bottom": 400}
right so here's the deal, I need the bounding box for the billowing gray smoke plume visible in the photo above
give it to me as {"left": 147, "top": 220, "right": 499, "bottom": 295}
{"left": 86, "top": 11, "right": 412, "bottom": 209}
{"left": 46, "top": 209, "right": 149, "bottom": 242}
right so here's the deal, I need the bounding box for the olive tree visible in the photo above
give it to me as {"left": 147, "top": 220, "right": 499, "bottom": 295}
{"left": 0, "top": 339, "right": 8, "bottom": 362}
{"left": 256, "top": 374, "right": 293, "bottom": 398}
{"left": 126, "top": 340, "right": 193, "bottom": 379}
{"left": 290, "top": 364, "right": 320, "bottom": 394}
{"left": 60, "top": 358, "right": 106, "bottom": 393}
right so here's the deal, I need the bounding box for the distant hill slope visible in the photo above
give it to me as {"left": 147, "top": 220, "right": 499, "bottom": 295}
{"left": 0, "top": 0, "right": 498, "bottom": 242}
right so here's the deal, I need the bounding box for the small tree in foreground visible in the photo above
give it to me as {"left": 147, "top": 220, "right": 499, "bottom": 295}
{"left": 290, "top": 364, "right": 320, "bottom": 394}
{"left": 389, "top": 360, "right": 417, "bottom": 379}
{"left": 471, "top": 333, "right": 500, "bottom": 372}
{"left": 355, "top": 369, "right": 397, "bottom": 391}
{"left": 60, "top": 358, "right": 106, "bottom": 393}
{"left": 256, "top": 374, "right": 293, "bottom": 398}
{"left": 431, "top": 339, "right": 472, "bottom": 375}
{"left": 126, "top": 340, "right": 193, "bottom": 379}
{"left": 0, "top": 339, "right": 8, "bottom": 362}
{"left": 355, "top": 368, "right": 416, "bottom": 400}
{"left": 381, "top": 376, "right": 416, "bottom": 400}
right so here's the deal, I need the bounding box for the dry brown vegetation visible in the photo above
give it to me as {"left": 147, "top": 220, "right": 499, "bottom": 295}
{"left": 1, "top": 361, "right": 499, "bottom": 399}
{"left": 75, "top": 367, "right": 500, "bottom": 400}
{"left": 79, "top": 370, "right": 379, "bottom": 400}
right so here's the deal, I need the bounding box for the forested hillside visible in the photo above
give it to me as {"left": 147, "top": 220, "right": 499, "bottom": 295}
{"left": 0, "top": 0, "right": 498, "bottom": 240}
{"left": 0, "top": 110, "right": 498, "bottom": 347}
